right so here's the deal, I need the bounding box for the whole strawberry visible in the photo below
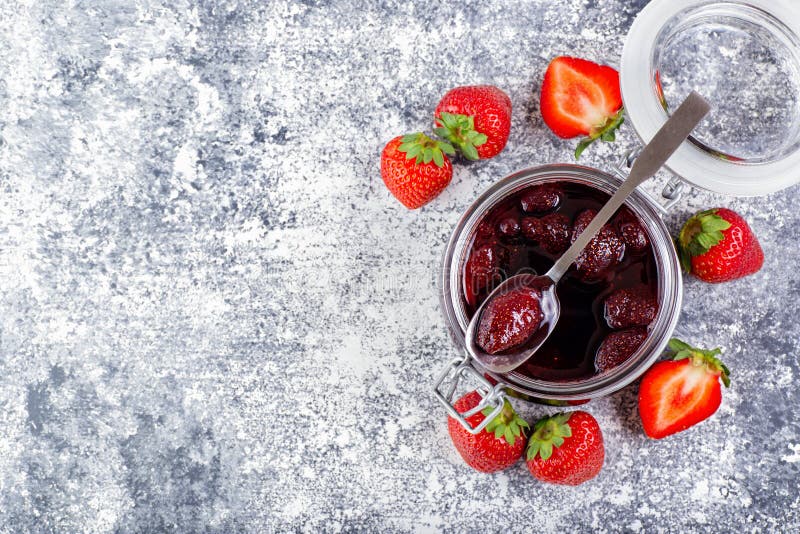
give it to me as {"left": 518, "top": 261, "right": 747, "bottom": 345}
{"left": 380, "top": 133, "right": 455, "bottom": 209}
{"left": 595, "top": 327, "right": 648, "bottom": 373}
{"left": 604, "top": 286, "right": 658, "bottom": 329}
{"left": 639, "top": 338, "right": 730, "bottom": 439}
{"left": 677, "top": 208, "right": 764, "bottom": 283}
{"left": 434, "top": 85, "right": 512, "bottom": 160}
{"left": 520, "top": 184, "right": 561, "bottom": 213}
{"left": 526, "top": 411, "right": 604, "bottom": 485}
{"left": 616, "top": 209, "right": 650, "bottom": 252}
{"left": 448, "top": 391, "right": 529, "bottom": 473}
{"left": 521, "top": 213, "right": 571, "bottom": 254}
{"left": 571, "top": 209, "right": 625, "bottom": 281}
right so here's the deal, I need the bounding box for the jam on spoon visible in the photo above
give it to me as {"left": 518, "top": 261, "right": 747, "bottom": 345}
{"left": 475, "top": 285, "right": 543, "bottom": 355}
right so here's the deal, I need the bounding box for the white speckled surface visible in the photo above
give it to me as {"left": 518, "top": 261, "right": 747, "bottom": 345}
{"left": 0, "top": 0, "right": 798, "bottom": 531}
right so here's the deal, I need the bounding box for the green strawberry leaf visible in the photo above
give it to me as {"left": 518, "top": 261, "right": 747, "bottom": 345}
{"left": 677, "top": 209, "right": 732, "bottom": 270}
{"left": 461, "top": 143, "right": 479, "bottom": 161}
{"left": 439, "top": 142, "right": 456, "bottom": 155}
{"left": 575, "top": 137, "right": 595, "bottom": 160}
{"left": 600, "top": 129, "right": 616, "bottom": 142}
{"left": 481, "top": 398, "right": 528, "bottom": 446}
{"left": 668, "top": 338, "right": 693, "bottom": 352}
{"left": 396, "top": 132, "right": 453, "bottom": 168}
{"left": 574, "top": 108, "right": 625, "bottom": 160}
{"left": 701, "top": 217, "right": 731, "bottom": 233}
{"left": 539, "top": 442, "right": 553, "bottom": 461}
{"left": 434, "top": 112, "right": 488, "bottom": 161}
{"left": 526, "top": 412, "right": 574, "bottom": 461}
{"left": 527, "top": 440, "right": 541, "bottom": 459}
{"left": 471, "top": 132, "right": 488, "bottom": 145}
{"left": 677, "top": 236, "right": 693, "bottom": 273}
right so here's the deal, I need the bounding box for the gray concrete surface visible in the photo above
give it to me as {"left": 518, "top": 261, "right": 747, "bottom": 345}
{"left": 0, "top": 0, "right": 798, "bottom": 532}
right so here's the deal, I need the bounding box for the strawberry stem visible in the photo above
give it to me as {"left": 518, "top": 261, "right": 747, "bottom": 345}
{"left": 526, "top": 412, "right": 573, "bottom": 461}
{"left": 481, "top": 399, "right": 529, "bottom": 446}
{"left": 574, "top": 108, "right": 625, "bottom": 160}
{"left": 397, "top": 132, "right": 455, "bottom": 167}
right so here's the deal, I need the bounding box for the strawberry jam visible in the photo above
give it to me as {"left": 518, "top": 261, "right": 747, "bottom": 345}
{"left": 462, "top": 182, "right": 658, "bottom": 381}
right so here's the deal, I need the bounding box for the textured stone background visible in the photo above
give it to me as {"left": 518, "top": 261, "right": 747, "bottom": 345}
{"left": 0, "top": 0, "right": 798, "bottom": 532}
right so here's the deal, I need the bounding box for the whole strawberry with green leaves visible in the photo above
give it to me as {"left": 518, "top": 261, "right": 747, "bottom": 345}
{"left": 525, "top": 410, "right": 604, "bottom": 485}
{"left": 447, "top": 391, "right": 529, "bottom": 473}
{"left": 434, "top": 85, "right": 512, "bottom": 161}
{"left": 380, "top": 133, "right": 455, "bottom": 209}
{"left": 677, "top": 207, "right": 763, "bottom": 283}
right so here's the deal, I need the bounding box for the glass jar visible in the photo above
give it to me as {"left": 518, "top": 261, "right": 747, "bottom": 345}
{"left": 435, "top": 0, "right": 800, "bottom": 433}
{"left": 621, "top": 0, "right": 800, "bottom": 195}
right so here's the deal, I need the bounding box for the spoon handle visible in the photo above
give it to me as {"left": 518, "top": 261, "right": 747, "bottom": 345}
{"left": 546, "top": 91, "right": 710, "bottom": 282}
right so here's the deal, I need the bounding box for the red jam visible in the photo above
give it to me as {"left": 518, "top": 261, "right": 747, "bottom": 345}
{"left": 463, "top": 181, "right": 659, "bottom": 381}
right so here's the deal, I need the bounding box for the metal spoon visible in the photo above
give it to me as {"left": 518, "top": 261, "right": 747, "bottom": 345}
{"left": 466, "top": 91, "right": 711, "bottom": 374}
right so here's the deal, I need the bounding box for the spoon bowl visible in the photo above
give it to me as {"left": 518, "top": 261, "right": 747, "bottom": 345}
{"left": 465, "top": 273, "right": 559, "bottom": 374}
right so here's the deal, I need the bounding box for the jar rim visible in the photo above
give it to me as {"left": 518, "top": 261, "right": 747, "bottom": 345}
{"left": 439, "top": 164, "right": 683, "bottom": 400}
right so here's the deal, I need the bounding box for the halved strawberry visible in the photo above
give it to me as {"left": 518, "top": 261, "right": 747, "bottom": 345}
{"left": 638, "top": 338, "right": 730, "bottom": 439}
{"left": 540, "top": 56, "right": 624, "bottom": 159}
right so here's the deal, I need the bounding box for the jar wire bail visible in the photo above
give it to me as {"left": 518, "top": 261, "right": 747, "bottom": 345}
{"left": 432, "top": 354, "right": 508, "bottom": 434}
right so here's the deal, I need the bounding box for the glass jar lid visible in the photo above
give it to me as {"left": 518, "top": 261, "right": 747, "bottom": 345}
{"left": 621, "top": 0, "right": 800, "bottom": 196}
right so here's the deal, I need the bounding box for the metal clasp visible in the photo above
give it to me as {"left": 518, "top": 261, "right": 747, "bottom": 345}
{"left": 614, "top": 148, "right": 686, "bottom": 215}
{"left": 432, "top": 354, "right": 507, "bottom": 434}
{"left": 660, "top": 176, "right": 685, "bottom": 212}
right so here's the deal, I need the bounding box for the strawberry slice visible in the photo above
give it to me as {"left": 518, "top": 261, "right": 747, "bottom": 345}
{"left": 638, "top": 338, "right": 730, "bottom": 439}
{"left": 540, "top": 56, "right": 624, "bottom": 159}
